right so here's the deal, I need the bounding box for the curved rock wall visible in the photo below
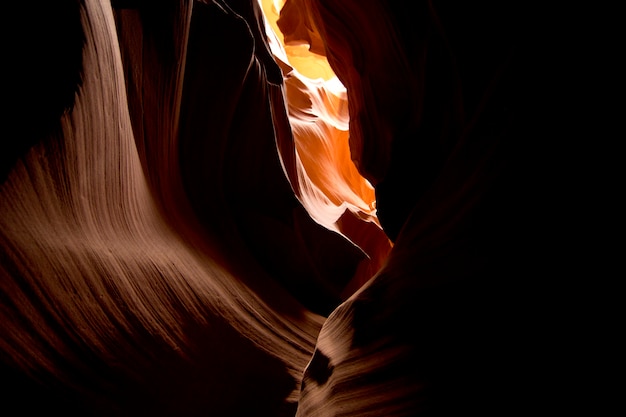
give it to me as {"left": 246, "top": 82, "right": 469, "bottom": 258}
{"left": 1, "top": 0, "right": 608, "bottom": 416}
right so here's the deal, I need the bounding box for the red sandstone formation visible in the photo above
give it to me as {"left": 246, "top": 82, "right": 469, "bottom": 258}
{"left": 1, "top": 0, "right": 609, "bottom": 416}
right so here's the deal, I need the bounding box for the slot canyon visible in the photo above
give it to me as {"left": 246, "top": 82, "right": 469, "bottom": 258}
{"left": 1, "top": 1, "right": 611, "bottom": 416}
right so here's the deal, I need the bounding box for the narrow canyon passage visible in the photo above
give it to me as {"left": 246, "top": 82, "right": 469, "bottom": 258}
{"left": 1, "top": 1, "right": 609, "bottom": 416}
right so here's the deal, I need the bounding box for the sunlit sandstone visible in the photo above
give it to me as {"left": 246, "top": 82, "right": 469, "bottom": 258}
{"left": 1, "top": 0, "right": 388, "bottom": 414}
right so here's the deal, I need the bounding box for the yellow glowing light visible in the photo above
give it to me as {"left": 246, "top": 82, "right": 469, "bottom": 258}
{"left": 260, "top": 0, "right": 336, "bottom": 81}
{"left": 258, "top": 0, "right": 390, "bottom": 280}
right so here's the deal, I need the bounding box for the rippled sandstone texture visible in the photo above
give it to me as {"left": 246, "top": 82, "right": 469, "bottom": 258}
{"left": 1, "top": 0, "right": 610, "bottom": 416}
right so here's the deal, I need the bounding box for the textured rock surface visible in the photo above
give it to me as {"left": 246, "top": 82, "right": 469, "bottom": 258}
{"left": 1, "top": 0, "right": 611, "bottom": 416}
